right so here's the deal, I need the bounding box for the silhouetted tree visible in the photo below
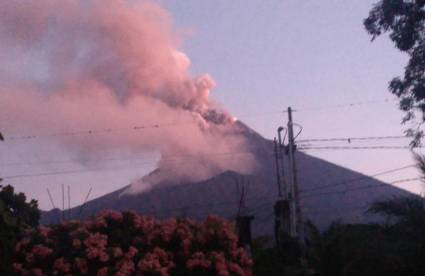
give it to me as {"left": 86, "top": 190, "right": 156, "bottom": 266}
{"left": 367, "top": 195, "right": 425, "bottom": 275}
{"left": 306, "top": 221, "right": 402, "bottom": 276}
{"left": 0, "top": 182, "right": 40, "bottom": 274}
{"left": 364, "top": 0, "right": 425, "bottom": 145}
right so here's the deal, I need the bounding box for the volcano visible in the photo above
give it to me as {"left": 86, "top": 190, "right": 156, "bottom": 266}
{"left": 41, "top": 122, "right": 412, "bottom": 236}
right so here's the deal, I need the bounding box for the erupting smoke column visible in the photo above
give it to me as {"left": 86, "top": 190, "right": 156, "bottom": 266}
{"left": 0, "top": 0, "right": 258, "bottom": 193}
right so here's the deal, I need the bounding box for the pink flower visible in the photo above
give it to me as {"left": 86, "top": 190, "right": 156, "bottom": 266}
{"left": 32, "top": 245, "right": 53, "bottom": 258}
{"left": 38, "top": 225, "right": 52, "bottom": 238}
{"left": 97, "top": 267, "right": 109, "bottom": 276}
{"left": 115, "top": 259, "right": 135, "bottom": 274}
{"left": 53, "top": 257, "right": 71, "bottom": 273}
{"left": 25, "top": 253, "right": 34, "bottom": 263}
{"left": 99, "top": 251, "right": 110, "bottom": 262}
{"left": 125, "top": 246, "right": 138, "bottom": 259}
{"left": 15, "top": 238, "right": 30, "bottom": 252}
{"left": 31, "top": 268, "right": 43, "bottom": 276}
{"left": 84, "top": 233, "right": 108, "bottom": 248}
{"left": 12, "top": 211, "right": 253, "bottom": 275}
{"left": 228, "top": 262, "right": 245, "bottom": 275}
{"left": 73, "top": 239, "right": 82, "bottom": 249}
{"left": 137, "top": 247, "right": 174, "bottom": 274}
{"left": 94, "top": 217, "right": 107, "bottom": 228}
{"left": 186, "top": 252, "right": 211, "bottom": 270}
{"left": 84, "top": 233, "right": 108, "bottom": 260}
{"left": 112, "top": 247, "right": 123, "bottom": 258}
{"left": 13, "top": 263, "right": 24, "bottom": 272}
{"left": 231, "top": 248, "right": 253, "bottom": 267}
{"left": 181, "top": 238, "right": 191, "bottom": 255}
{"left": 74, "top": 257, "right": 88, "bottom": 274}
{"left": 100, "top": 210, "right": 123, "bottom": 222}
{"left": 216, "top": 261, "right": 229, "bottom": 276}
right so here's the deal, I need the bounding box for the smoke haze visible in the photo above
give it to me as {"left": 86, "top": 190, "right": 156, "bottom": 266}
{"left": 0, "top": 0, "right": 257, "bottom": 193}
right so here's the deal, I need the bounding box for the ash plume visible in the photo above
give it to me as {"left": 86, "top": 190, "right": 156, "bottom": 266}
{"left": 0, "top": 0, "right": 258, "bottom": 193}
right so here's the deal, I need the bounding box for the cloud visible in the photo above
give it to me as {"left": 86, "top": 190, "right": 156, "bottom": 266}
{"left": 0, "top": 0, "right": 257, "bottom": 192}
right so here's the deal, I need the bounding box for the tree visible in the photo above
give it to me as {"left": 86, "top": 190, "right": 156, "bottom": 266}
{"left": 0, "top": 183, "right": 40, "bottom": 275}
{"left": 13, "top": 211, "right": 253, "bottom": 275}
{"left": 305, "top": 221, "right": 402, "bottom": 276}
{"left": 367, "top": 196, "right": 425, "bottom": 275}
{"left": 364, "top": 0, "right": 425, "bottom": 145}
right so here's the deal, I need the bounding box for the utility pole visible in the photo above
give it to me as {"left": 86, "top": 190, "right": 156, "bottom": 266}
{"left": 277, "top": 127, "right": 288, "bottom": 198}
{"left": 274, "top": 128, "right": 291, "bottom": 246}
{"left": 286, "top": 107, "right": 304, "bottom": 242}
{"left": 273, "top": 138, "right": 283, "bottom": 198}
{"left": 67, "top": 185, "right": 71, "bottom": 220}
{"left": 235, "top": 177, "right": 254, "bottom": 252}
{"left": 61, "top": 184, "right": 65, "bottom": 221}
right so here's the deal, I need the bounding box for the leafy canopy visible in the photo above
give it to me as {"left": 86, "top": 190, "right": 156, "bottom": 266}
{"left": 364, "top": 0, "right": 425, "bottom": 145}
{"left": 0, "top": 183, "right": 40, "bottom": 275}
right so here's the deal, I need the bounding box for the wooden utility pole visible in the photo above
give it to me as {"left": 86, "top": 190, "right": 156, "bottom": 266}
{"left": 235, "top": 177, "right": 254, "bottom": 251}
{"left": 273, "top": 138, "right": 283, "bottom": 198}
{"left": 61, "top": 184, "right": 65, "bottom": 221}
{"left": 67, "top": 185, "right": 71, "bottom": 220}
{"left": 274, "top": 127, "right": 291, "bottom": 245}
{"left": 286, "top": 107, "right": 303, "bottom": 242}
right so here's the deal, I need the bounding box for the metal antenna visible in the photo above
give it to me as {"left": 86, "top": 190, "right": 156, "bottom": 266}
{"left": 274, "top": 138, "right": 283, "bottom": 198}
{"left": 61, "top": 184, "right": 65, "bottom": 221}
{"left": 46, "top": 188, "right": 61, "bottom": 223}
{"left": 67, "top": 185, "right": 71, "bottom": 220}
{"left": 78, "top": 187, "right": 92, "bottom": 219}
{"left": 237, "top": 179, "right": 246, "bottom": 217}
{"left": 46, "top": 188, "right": 56, "bottom": 209}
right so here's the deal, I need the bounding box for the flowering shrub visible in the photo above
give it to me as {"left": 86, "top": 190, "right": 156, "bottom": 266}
{"left": 13, "top": 210, "right": 253, "bottom": 275}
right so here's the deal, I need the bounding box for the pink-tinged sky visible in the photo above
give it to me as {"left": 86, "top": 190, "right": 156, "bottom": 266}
{"left": 1, "top": 0, "right": 423, "bottom": 210}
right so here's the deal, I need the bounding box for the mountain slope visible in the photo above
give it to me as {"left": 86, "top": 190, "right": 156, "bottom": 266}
{"left": 41, "top": 122, "right": 413, "bottom": 235}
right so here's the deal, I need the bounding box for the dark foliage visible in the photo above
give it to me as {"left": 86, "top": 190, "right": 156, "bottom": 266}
{"left": 306, "top": 196, "right": 425, "bottom": 276}
{"left": 365, "top": 0, "right": 425, "bottom": 145}
{"left": 252, "top": 236, "right": 310, "bottom": 276}
{"left": 0, "top": 183, "right": 40, "bottom": 275}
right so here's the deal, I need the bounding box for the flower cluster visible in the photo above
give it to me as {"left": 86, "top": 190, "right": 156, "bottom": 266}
{"left": 13, "top": 210, "right": 252, "bottom": 275}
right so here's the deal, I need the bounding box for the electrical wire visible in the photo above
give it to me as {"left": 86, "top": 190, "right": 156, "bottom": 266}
{"left": 0, "top": 111, "right": 285, "bottom": 142}
{"left": 0, "top": 97, "right": 399, "bottom": 142}
{"left": 4, "top": 121, "right": 195, "bottom": 141}
{"left": 290, "top": 98, "right": 397, "bottom": 112}
{"left": 301, "top": 177, "right": 423, "bottom": 199}
{"left": 299, "top": 164, "right": 417, "bottom": 194}
{"left": 1, "top": 151, "right": 259, "bottom": 179}
{"left": 0, "top": 149, "right": 260, "bottom": 167}
{"left": 297, "top": 135, "right": 408, "bottom": 143}
{"left": 298, "top": 145, "right": 420, "bottom": 150}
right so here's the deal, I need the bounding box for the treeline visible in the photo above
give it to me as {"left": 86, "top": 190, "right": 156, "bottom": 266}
{"left": 253, "top": 196, "right": 425, "bottom": 276}
{"left": 0, "top": 184, "right": 253, "bottom": 275}
{"left": 2, "top": 182, "right": 425, "bottom": 275}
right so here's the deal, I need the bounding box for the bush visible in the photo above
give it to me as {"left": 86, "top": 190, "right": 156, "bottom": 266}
{"left": 13, "top": 210, "right": 252, "bottom": 275}
{"left": 0, "top": 184, "right": 40, "bottom": 275}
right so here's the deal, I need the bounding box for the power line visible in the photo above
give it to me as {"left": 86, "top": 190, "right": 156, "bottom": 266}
{"left": 56, "top": 172, "right": 419, "bottom": 221}
{"left": 3, "top": 121, "right": 195, "bottom": 141}
{"left": 297, "top": 135, "right": 408, "bottom": 143}
{"left": 298, "top": 145, "right": 420, "bottom": 150}
{"left": 291, "top": 98, "right": 397, "bottom": 112}
{"left": 0, "top": 98, "right": 398, "bottom": 142}
{"left": 0, "top": 149, "right": 260, "bottom": 167}
{"left": 301, "top": 177, "right": 423, "bottom": 199}
{"left": 299, "top": 164, "right": 417, "bottom": 194}
{"left": 0, "top": 112, "right": 284, "bottom": 142}
{"left": 0, "top": 150, "right": 258, "bottom": 179}
{"left": 108, "top": 176, "right": 420, "bottom": 220}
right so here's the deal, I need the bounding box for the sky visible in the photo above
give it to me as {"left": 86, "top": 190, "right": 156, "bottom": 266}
{"left": 1, "top": 0, "right": 423, "bottom": 210}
